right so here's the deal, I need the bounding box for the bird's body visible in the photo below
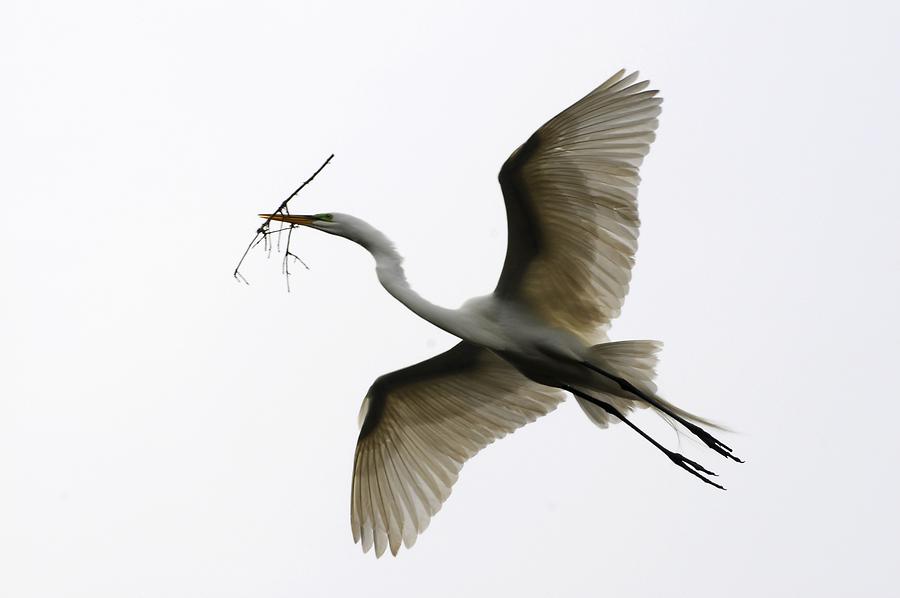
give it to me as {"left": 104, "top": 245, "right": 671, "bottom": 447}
{"left": 341, "top": 215, "right": 603, "bottom": 388}
{"left": 262, "top": 70, "right": 741, "bottom": 557}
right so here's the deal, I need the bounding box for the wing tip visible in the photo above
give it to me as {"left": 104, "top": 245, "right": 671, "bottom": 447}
{"left": 601, "top": 68, "right": 663, "bottom": 101}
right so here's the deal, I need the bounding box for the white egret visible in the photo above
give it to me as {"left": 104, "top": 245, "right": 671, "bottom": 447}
{"left": 261, "top": 70, "right": 741, "bottom": 557}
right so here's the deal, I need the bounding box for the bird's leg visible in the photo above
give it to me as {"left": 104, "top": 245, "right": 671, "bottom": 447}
{"left": 561, "top": 385, "right": 726, "bottom": 490}
{"left": 581, "top": 362, "right": 743, "bottom": 463}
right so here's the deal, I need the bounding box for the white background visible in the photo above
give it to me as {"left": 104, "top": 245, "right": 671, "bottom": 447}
{"left": 3, "top": 1, "right": 899, "bottom": 596}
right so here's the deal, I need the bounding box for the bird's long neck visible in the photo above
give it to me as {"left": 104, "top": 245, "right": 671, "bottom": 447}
{"left": 359, "top": 227, "right": 463, "bottom": 337}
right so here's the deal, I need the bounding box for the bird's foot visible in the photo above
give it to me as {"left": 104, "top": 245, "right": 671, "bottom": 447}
{"left": 666, "top": 450, "right": 725, "bottom": 490}
{"left": 682, "top": 421, "right": 744, "bottom": 463}
{"left": 580, "top": 361, "right": 743, "bottom": 463}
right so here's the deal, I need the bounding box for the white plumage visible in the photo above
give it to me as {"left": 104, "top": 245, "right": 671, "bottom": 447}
{"left": 262, "top": 69, "right": 741, "bottom": 557}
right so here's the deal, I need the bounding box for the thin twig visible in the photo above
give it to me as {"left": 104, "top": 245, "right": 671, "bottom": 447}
{"left": 233, "top": 153, "right": 334, "bottom": 286}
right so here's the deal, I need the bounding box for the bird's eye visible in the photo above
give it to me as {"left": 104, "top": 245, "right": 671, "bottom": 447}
{"left": 315, "top": 213, "right": 334, "bottom": 222}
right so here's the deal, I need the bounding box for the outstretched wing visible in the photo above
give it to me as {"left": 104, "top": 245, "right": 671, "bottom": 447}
{"left": 497, "top": 70, "right": 662, "bottom": 341}
{"left": 351, "top": 342, "right": 563, "bottom": 557}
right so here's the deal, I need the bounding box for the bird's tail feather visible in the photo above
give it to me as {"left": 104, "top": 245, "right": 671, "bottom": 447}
{"left": 576, "top": 340, "right": 728, "bottom": 432}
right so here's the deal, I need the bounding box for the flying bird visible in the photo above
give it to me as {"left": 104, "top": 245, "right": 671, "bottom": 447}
{"left": 261, "top": 70, "right": 741, "bottom": 557}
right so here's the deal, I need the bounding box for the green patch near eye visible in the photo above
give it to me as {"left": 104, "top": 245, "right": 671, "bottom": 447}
{"left": 315, "top": 213, "right": 334, "bottom": 221}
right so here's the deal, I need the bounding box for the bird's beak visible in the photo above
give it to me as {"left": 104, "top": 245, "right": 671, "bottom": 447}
{"left": 259, "top": 214, "right": 317, "bottom": 226}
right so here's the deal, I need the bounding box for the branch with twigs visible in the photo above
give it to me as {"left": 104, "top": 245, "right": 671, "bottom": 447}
{"left": 233, "top": 153, "right": 334, "bottom": 290}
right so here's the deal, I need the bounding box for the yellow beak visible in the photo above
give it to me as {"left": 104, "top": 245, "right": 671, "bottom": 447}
{"left": 259, "top": 214, "right": 317, "bottom": 226}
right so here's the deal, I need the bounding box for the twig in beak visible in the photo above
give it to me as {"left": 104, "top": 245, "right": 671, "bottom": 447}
{"left": 233, "top": 153, "right": 334, "bottom": 287}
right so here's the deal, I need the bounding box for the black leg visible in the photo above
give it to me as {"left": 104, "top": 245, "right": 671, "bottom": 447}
{"left": 582, "top": 361, "right": 743, "bottom": 463}
{"left": 562, "top": 385, "right": 726, "bottom": 490}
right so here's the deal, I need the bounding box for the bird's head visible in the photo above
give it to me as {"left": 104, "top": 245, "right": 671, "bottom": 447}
{"left": 259, "top": 212, "right": 383, "bottom": 249}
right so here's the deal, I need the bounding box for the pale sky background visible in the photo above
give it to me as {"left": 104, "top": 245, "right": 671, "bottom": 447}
{"left": 2, "top": 1, "right": 899, "bottom": 596}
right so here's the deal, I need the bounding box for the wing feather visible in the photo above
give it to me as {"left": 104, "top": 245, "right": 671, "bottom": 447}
{"left": 351, "top": 342, "right": 563, "bottom": 556}
{"left": 497, "top": 70, "right": 661, "bottom": 341}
